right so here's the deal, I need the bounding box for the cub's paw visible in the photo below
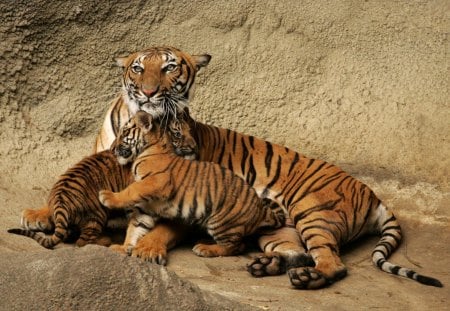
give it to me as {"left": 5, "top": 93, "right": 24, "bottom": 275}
{"left": 21, "top": 208, "right": 54, "bottom": 232}
{"left": 192, "top": 242, "right": 243, "bottom": 257}
{"left": 132, "top": 241, "right": 168, "bottom": 265}
{"left": 109, "top": 243, "right": 130, "bottom": 255}
{"left": 99, "top": 190, "right": 118, "bottom": 208}
{"left": 287, "top": 267, "right": 328, "bottom": 289}
{"left": 192, "top": 243, "right": 221, "bottom": 257}
{"left": 247, "top": 252, "right": 286, "bottom": 277}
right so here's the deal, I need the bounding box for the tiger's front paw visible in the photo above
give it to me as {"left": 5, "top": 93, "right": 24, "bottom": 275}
{"left": 132, "top": 241, "right": 168, "bottom": 265}
{"left": 99, "top": 190, "right": 120, "bottom": 209}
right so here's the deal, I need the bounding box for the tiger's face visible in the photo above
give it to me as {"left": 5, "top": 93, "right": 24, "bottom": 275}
{"left": 111, "top": 115, "right": 148, "bottom": 165}
{"left": 112, "top": 111, "right": 197, "bottom": 164}
{"left": 116, "top": 46, "right": 211, "bottom": 119}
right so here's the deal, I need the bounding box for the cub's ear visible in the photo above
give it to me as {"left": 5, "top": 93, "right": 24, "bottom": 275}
{"left": 192, "top": 54, "right": 211, "bottom": 71}
{"left": 135, "top": 111, "right": 153, "bottom": 133}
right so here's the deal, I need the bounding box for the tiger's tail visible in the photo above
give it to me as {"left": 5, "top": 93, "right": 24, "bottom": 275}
{"left": 7, "top": 226, "right": 65, "bottom": 249}
{"left": 8, "top": 202, "right": 70, "bottom": 249}
{"left": 371, "top": 203, "right": 442, "bottom": 287}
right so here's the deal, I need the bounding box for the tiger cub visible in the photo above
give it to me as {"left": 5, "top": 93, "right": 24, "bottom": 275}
{"left": 99, "top": 111, "right": 286, "bottom": 257}
{"left": 8, "top": 151, "right": 132, "bottom": 248}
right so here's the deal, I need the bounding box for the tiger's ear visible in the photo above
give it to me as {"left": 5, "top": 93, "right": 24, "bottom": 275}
{"left": 115, "top": 56, "right": 129, "bottom": 68}
{"left": 135, "top": 111, "right": 153, "bottom": 133}
{"left": 192, "top": 54, "right": 211, "bottom": 71}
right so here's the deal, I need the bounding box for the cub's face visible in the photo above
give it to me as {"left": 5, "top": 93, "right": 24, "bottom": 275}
{"left": 116, "top": 46, "right": 211, "bottom": 119}
{"left": 112, "top": 111, "right": 198, "bottom": 165}
{"left": 111, "top": 117, "right": 146, "bottom": 165}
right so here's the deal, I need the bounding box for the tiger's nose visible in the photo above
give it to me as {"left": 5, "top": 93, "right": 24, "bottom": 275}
{"left": 118, "top": 146, "right": 132, "bottom": 158}
{"left": 142, "top": 87, "right": 159, "bottom": 98}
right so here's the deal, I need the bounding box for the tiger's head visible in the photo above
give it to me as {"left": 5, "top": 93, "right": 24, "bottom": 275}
{"left": 111, "top": 111, "right": 197, "bottom": 165}
{"left": 116, "top": 46, "right": 211, "bottom": 119}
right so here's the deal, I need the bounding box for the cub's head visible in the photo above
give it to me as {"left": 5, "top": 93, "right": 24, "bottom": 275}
{"left": 116, "top": 46, "right": 211, "bottom": 118}
{"left": 111, "top": 111, "right": 197, "bottom": 165}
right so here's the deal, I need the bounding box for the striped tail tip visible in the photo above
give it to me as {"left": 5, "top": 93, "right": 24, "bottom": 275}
{"left": 416, "top": 275, "right": 443, "bottom": 288}
{"left": 7, "top": 228, "right": 27, "bottom": 235}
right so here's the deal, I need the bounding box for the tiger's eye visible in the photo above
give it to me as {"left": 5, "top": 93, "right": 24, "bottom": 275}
{"left": 131, "top": 65, "right": 143, "bottom": 74}
{"left": 164, "top": 64, "right": 177, "bottom": 72}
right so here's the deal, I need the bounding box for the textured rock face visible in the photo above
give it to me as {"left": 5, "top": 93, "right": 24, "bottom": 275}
{"left": 0, "top": 245, "right": 253, "bottom": 310}
{"left": 1, "top": 1, "right": 448, "bottom": 192}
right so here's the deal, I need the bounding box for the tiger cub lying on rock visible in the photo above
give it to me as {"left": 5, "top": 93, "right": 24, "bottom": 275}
{"left": 99, "top": 111, "right": 286, "bottom": 257}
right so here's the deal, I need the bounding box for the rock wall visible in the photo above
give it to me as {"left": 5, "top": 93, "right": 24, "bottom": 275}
{"left": 1, "top": 1, "right": 448, "bottom": 221}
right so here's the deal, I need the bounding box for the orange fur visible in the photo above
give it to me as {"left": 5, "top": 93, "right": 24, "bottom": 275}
{"left": 9, "top": 151, "right": 132, "bottom": 248}
{"left": 99, "top": 112, "right": 285, "bottom": 257}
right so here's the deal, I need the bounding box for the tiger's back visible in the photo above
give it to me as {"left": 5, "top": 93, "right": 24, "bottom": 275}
{"left": 8, "top": 150, "right": 132, "bottom": 249}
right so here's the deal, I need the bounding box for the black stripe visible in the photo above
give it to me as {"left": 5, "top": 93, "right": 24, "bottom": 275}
{"left": 293, "top": 198, "right": 341, "bottom": 224}
{"left": 248, "top": 135, "right": 254, "bottom": 149}
{"left": 264, "top": 142, "right": 273, "bottom": 176}
{"left": 382, "top": 232, "right": 401, "bottom": 245}
{"left": 382, "top": 225, "right": 402, "bottom": 234}
{"left": 376, "top": 258, "right": 386, "bottom": 268}
{"left": 382, "top": 215, "right": 397, "bottom": 227}
{"left": 246, "top": 156, "right": 256, "bottom": 186}
{"left": 241, "top": 137, "right": 249, "bottom": 175}
{"left": 288, "top": 153, "right": 299, "bottom": 175}
{"left": 266, "top": 155, "right": 282, "bottom": 189}
{"left": 390, "top": 266, "right": 400, "bottom": 275}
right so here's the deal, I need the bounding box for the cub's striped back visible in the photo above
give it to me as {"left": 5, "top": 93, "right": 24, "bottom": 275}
{"left": 8, "top": 151, "right": 132, "bottom": 249}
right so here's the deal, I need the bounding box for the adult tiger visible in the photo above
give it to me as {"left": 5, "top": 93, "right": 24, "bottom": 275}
{"left": 22, "top": 46, "right": 442, "bottom": 289}
{"left": 94, "top": 46, "right": 211, "bottom": 153}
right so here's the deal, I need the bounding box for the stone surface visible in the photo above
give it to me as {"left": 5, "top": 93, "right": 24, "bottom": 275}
{"left": 0, "top": 245, "right": 254, "bottom": 310}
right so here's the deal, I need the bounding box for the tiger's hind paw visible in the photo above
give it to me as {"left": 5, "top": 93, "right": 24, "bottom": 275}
{"left": 21, "top": 208, "right": 53, "bottom": 232}
{"left": 287, "top": 267, "right": 344, "bottom": 289}
{"left": 247, "top": 253, "right": 286, "bottom": 277}
{"left": 288, "top": 267, "right": 327, "bottom": 289}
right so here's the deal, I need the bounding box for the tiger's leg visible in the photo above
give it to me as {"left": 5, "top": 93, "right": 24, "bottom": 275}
{"left": 110, "top": 211, "right": 156, "bottom": 255}
{"left": 193, "top": 226, "right": 246, "bottom": 257}
{"left": 288, "top": 222, "right": 347, "bottom": 289}
{"left": 99, "top": 179, "right": 170, "bottom": 210}
{"left": 21, "top": 205, "right": 54, "bottom": 232}
{"left": 192, "top": 240, "right": 246, "bottom": 257}
{"left": 132, "top": 219, "right": 190, "bottom": 265}
{"left": 247, "top": 219, "right": 315, "bottom": 277}
{"left": 76, "top": 220, "right": 110, "bottom": 247}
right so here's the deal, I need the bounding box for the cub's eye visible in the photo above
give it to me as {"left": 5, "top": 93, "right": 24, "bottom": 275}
{"left": 164, "top": 64, "right": 177, "bottom": 72}
{"left": 131, "top": 65, "right": 143, "bottom": 74}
